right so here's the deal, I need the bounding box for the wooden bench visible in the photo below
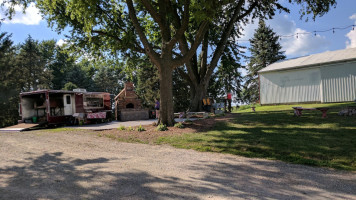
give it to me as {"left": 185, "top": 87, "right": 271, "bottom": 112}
{"left": 292, "top": 107, "right": 329, "bottom": 118}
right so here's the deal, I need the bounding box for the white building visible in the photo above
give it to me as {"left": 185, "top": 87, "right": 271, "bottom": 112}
{"left": 258, "top": 48, "right": 356, "bottom": 105}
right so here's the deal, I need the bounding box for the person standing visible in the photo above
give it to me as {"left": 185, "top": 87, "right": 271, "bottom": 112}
{"left": 155, "top": 99, "right": 160, "bottom": 119}
{"left": 227, "top": 92, "right": 232, "bottom": 113}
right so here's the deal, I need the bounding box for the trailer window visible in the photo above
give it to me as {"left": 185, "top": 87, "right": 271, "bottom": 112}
{"left": 83, "top": 94, "right": 104, "bottom": 108}
{"left": 66, "top": 95, "right": 71, "bottom": 104}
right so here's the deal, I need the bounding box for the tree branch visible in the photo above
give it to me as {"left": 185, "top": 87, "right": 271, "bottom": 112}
{"left": 140, "top": 0, "right": 170, "bottom": 43}
{"left": 91, "top": 30, "right": 145, "bottom": 53}
{"left": 126, "top": 0, "right": 160, "bottom": 66}
{"left": 171, "top": 20, "right": 210, "bottom": 68}
{"left": 199, "top": 30, "right": 209, "bottom": 81}
{"left": 166, "top": 0, "right": 190, "bottom": 51}
{"left": 206, "top": 0, "right": 254, "bottom": 79}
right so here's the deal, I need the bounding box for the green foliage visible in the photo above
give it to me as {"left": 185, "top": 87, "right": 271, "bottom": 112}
{"left": 62, "top": 82, "right": 78, "bottom": 91}
{"left": 156, "top": 123, "right": 168, "bottom": 131}
{"left": 127, "top": 126, "right": 134, "bottom": 131}
{"left": 16, "top": 35, "right": 53, "bottom": 91}
{"left": 243, "top": 20, "right": 286, "bottom": 103}
{"left": 135, "top": 58, "right": 160, "bottom": 108}
{"left": 118, "top": 125, "right": 126, "bottom": 131}
{"left": 172, "top": 69, "right": 190, "bottom": 112}
{"left": 0, "top": 31, "right": 19, "bottom": 128}
{"left": 137, "top": 125, "right": 146, "bottom": 132}
{"left": 93, "top": 59, "right": 126, "bottom": 94}
{"left": 208, "top": 54, "right": 244, "bottom": 101}
{"left": 156, "top": 102, "right": 356, "bottom": 171}
{"left": 174, "top": 122, "right": 185, "bottom": 129}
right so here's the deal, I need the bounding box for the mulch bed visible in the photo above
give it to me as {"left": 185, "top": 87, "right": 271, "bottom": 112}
{"left": 96, "top": 113, "right": 236, "bottom": 144}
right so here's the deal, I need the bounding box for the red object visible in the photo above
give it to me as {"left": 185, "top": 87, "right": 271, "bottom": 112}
{"left": 87, "top": 112, "right": 106, "bottom": 119}
{"left": 227, "top": 93, "right": 232, "bottom": 100}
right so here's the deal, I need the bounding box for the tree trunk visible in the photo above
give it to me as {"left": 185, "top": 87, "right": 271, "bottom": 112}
{"left": 189, "top": 81, "right": 208, "bottom": 112}
{"left": 158, "top": 65, "right": 175, "bottom": 126}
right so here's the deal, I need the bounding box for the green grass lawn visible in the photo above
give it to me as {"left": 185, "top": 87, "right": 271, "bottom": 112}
{"left": 156, "top": 103, "right": 356, "bottom": 171}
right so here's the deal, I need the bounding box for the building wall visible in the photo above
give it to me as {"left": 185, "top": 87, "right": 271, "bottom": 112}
{"left": 259, "top": 67, "right": 321, "bottom": 104}
{"left": 320, "top": 61, "right": 356, "bottom": 102}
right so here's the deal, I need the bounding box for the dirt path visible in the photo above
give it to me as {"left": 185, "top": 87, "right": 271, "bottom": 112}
{"left": 0, "top": 130, "right": 355, "bottom": 199}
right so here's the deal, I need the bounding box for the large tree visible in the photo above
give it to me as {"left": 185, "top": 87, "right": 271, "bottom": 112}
{"left": 2, "top": 0, "right": 336, "bottom": 125}
{"left": 243, "top": 20, "right": 286, "bottom": 103}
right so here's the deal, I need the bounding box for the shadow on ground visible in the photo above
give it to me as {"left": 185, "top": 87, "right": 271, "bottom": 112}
{"left": 0, "top": 152, "right": 191, "bottom": 199}
{"left": 187, "top": 160, "right": 356, "bottom": 199}
{"left": 1, "top": 151, "right": 355, "bottom": 199}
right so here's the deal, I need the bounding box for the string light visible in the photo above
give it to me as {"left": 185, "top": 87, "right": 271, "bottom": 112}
{"left": 237, "top": 24, "right": 355, "bottom": 42}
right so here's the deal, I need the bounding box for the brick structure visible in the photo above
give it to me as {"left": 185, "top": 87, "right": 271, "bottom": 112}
{"left": 114, "top": 82, "right": 148, "bottom": 121}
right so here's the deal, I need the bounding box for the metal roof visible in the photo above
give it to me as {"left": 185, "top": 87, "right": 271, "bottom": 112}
{"left": 259, "top": 47, "right": 356, "bottom": 73}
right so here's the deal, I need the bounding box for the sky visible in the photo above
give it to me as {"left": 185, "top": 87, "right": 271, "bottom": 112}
{"left": 1, "top": 1, "right": 356, "bottom": 59}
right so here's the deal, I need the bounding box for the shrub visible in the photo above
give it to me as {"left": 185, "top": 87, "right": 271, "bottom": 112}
{"left": 118, "top": 125, "right": 126, "bottom": 130}
{"left": 174, "top": 122, "right": 185, "bottom": 129}
{"left": 137, "top": 125, "right": 146, "bottom": 132}
{"left": 156, "top": 123, "right": 168, "bottom": 131}
{"left": 127, "top": 126, "right": 134, "bottom": 131}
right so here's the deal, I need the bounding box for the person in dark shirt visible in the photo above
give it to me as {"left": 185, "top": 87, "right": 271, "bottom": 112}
{"left": 155, "top": 99, "right": 160, "bottom": 119}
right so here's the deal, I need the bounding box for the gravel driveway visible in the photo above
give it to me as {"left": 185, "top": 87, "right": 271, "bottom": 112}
{"left": 0, "top": 130, "right": 355, "bottom": 199}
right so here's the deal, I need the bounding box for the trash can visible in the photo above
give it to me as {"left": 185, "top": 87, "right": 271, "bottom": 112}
{"left": 32, "top": 116, "right": 37, "bottom": 123}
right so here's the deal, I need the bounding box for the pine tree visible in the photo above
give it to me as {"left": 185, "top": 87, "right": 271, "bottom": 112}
{"left": 16, "top": 36, "right": 52, "bottom": 91}
{"left": 0, "top": 31, "right": 19, "bottom": 127}
{"left": 244, "top": 20, "right": 286, "bottom": 103}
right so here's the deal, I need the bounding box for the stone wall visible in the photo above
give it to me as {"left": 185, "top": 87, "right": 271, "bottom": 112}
{"left": 120, "top": 109, "right": 149, "bottom": 121}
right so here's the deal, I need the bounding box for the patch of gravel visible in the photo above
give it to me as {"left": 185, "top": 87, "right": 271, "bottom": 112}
{"left": 0, "top": 129, "right": 355, "bottom": 200}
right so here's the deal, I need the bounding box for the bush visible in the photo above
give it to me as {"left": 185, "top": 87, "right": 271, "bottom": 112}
{"left": 156, "top": 123, "right": 168, "bottom": 131}
{"left": 127, "top": 126, "right": 134, "bottom": 131}
{"left": 137, "top": 125, "right": 146, "bottom": 132}
{"left": 174, "top": 122, "right": 185, "bottom": 129}
{"left": 118, "top": 125, "right": 126, "bottom": 130}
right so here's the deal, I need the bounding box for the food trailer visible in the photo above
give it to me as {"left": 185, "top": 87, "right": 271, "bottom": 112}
{"left": 19, "top": 89, "right": 112, "bottom": 125}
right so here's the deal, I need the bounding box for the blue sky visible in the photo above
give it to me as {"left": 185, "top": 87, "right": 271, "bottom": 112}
{"left": 1, "top": 1, "right": 356, "bottom": 58}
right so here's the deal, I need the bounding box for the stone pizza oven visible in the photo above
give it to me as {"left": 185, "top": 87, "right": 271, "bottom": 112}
{"left": 114, "top": 82, "right": 148, "bottom": 121}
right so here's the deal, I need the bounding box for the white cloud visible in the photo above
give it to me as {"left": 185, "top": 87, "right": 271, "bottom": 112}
{"left": 239, "top": 15, "right": 329, "bottom": 57}
{"left": 0, "top": 2, "right": 42, "bottom": 25}
{"left": 345, "top": 13, "right": 356, "bottom": 49}
{"left": 239, "top": 20, "right": 258, "bottom": 42}
{"left": 350, "top": 14, "right": 356, "bottom": 20}
{"left": 56, "top": 39, "right": 67, "bottom": 47}
{"left": 281, "top": 28, "right": 329, "bottom": 57}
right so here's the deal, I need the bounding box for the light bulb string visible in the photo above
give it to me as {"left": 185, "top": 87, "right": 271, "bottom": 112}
{"left": 237, "top": 24, "right": 356, "bottom": 42}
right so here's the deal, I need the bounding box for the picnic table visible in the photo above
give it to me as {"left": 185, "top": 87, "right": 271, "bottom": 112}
{"left": 292, "top": 107, "right": 329, "bottom": 118}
